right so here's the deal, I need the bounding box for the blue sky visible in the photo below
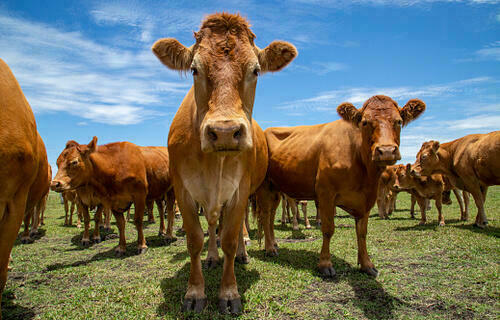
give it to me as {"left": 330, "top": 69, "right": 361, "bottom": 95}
{"left": 1, "top": 0, "right": 499, "bottom": 172}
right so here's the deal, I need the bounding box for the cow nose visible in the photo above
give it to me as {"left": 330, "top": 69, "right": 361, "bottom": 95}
{"left": 50, "top": 180, "right": 61, "bottom": 191}
{"left": 204, "top": 121, "right": 245, "bottom": 151}
{"left": 374, "top": 145, "right": 401, "bottom": 161}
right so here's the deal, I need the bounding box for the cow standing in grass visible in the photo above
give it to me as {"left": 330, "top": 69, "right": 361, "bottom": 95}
{"left": 411, "top": 132, "right": 500, "bottom": 228}
{"left": 0, "top": 59, "right": 49, "bottom": 320}
{"left": 51, "top": 137, "right": 149, "bottom": 255}
{"left": 152, "top": 13, "right": 297, "bottom": 314}
{"left": 256, "top": 95, "right": 425, "bottom": 277}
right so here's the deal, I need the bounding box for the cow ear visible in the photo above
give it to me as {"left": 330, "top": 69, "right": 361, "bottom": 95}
{"left": 337, "top": 102, "right": 362, "bottom": 125}
{"left": 406, "top": 163, "right": 412, "bottom": 175}
{"left": 87, "top": 136, "right": 98, "bottom": 154}
{"left": 430, "top": 140, "right": 440, "bottom": 153}
{"left": 400, "top": 99, "right": 426, "bottom": 126}
{"left": 65, "top": 140, "right": 79, "bottom": 149}
{"left": 258, "top": 41, "right": 297, "bottom": 73}
{"left": 152, "top": 38, "right": 193, "bottom": 71}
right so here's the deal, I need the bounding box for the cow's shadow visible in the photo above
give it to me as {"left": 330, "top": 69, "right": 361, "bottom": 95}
{"left": 249, "top": 247, "right": 404, "bottom": 320}
{"left": 1, "top": 288, "right": 36, "bottom": 320}
{"left": 453, "top": 223, "right": 500, "bottom": 238}
{"left": 13, "top": 229, "right": 47, "bottom": 246}
{"left": 156, "top": 261, "right": 260, "bottom": 318}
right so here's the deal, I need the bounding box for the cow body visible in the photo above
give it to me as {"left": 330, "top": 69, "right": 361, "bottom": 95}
{"left": 256, "top": 95, "right": 425, "bottom": 277}
{"left": 412, "top": 132, "right": 500, "bottom": 228}
{"left": 52, "top": 138, "right": 149, "bottom": 255}
{"left": 0, "top": 59, "right": 48, "bottom": 320}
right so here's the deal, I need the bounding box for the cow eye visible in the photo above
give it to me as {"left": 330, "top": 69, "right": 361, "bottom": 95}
{"left": 421, "top": 154, "right": 427, "bottom": 160}
{"left": 70, "top": 160, "right": 78, "bottom": 166}
{"left": 362, "top": 120, "right": 369, "bottom": 127}
{"left": 190, "top": 67, "right": 198, "bottom": 76}
{"left": 395, "top": 120, "right": 402, "bottom": 127}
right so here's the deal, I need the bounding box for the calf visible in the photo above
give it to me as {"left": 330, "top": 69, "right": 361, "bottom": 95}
{"left": 281, "top": 194, "right": 311, "bottom": 230}
{"left": 152, "top": 13, "right": 296, "bottom": 314}
{"left": 51, "top": 137, "right": 149, "bottom": 255}
{"left": 411, "top": 132, "right": 500, "bottom": 228}
{"left": 256, "top": 95, "right": 425, "bottom": 277}
{"left": 377, "top": 164, "right": 405, "bottom": 219}
{"left": 0, "top": 59, "right": 49, "bottom": 320}
{"left": 62, "top": 190, "right": 81, "bottom": 227}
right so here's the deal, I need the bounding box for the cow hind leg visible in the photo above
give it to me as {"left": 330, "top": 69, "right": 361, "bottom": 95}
{"left": 355, "top": 213, "right": 378, "bottom": 277}
{"left": 301, "top": 201, "right": 311, "bottom": 229}
{"left": 112, "top": 210, "right": 127, "bottom": 256}
{"left": 20, "top": 208, "right": 33, "bottom": 244}
{"left": 462, "top": 191, "right": 470, "bottom": 221}
{"left": 205, "top": 221, "right": 220, "bottom": 269}
{"left": 92, "top": 206, "right": 103, "bottom": 243}
{"left": 235, "top": 220, "right": 249, "bottom": 264}
{"left": 64, "top": 199, "right": 70, "bottom": 226}
{"left": 157, "top": 199, "right": 166, "bottom": 237}
{"left": 318, "top": 193, "right": 336, "bottom": 277}
{"left": 133, "top": 197, "right": 148, "bottom": 254}
{"left": 164, "top": 190, "right": 176, "bottom": 244}
{"left": 290, "top": 199, "right": 299, "bottom": 231}
{"left": 435, "top": 196, "right": 445, "bottom": 227}
{"left": 80, "top": 206, "right": 91, "bottom": 246}
{"left": 452, "top": 189, "right": 465, "bottom": 221}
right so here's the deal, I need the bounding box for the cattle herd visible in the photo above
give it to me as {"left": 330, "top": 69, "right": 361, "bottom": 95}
{"left": 0, "top": 12, "right": 499, "bottom": 318}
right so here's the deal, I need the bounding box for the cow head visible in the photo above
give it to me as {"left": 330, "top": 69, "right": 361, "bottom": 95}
{"left": 393, "top": 164, "right": 415, "bottom": 191}
{"left": 152, "top": 13, "right": 297, "bottom": 154}
{"left": 51, "top": 137, "right": 98, "bottom": 192}
{"left": 411, "top": 140, "right": 440, "bottom": 177}
{"left": 337, "top": 95, "right": 425, "bottom": 166}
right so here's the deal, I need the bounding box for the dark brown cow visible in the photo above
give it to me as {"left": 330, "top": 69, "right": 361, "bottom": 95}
{"left": 411, "top": 132, "right": 500, "bottom": 228}
{"left": 139, "top": 146, "right": 176, "bottom": 243}
{"left": 256, "top": 95, "right": 425, "bottom": 278}
{"left": 51, "top": 137, "right": 149, "bottom": 255}
{"left": 0, "top": 59, "right": 49, "bottom": 319}
{"left": 152, "top": 13, "right": 296, "bottom": 314}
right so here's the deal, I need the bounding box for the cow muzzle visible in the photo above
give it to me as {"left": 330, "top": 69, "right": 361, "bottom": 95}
{"left": 50, "top": 180, "right": 69, "bottom": 192}
{"left": 373, "top": 144, "right": 401, "bottom": 165}
{"left": 201, "top": 119, "right": 251, "bottom": 153}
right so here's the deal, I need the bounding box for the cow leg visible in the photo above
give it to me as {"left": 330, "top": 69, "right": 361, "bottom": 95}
{"left": 355, "top": 213, "right": 377, "bottom": 277}
{"left": 76, "top": 203, "right": 82, "bottom": 229}
{"left": 452, "top": 189, "right": 465, "bottom": 221}
{"left": 314, "top": 199, "right": 320, "bottom": 226}
{"left": 235, "top": 220, "right": 249, "bottom": 264}
{"left": 92, "top": 206, "right": 103, "bottom": 243}
{"left": 81, "top": 205, "right": 91, "bottom": 246}
{"left": 146, "top": 200, "right": 154, "bottom": 223}
{"left": 40, "top": 194, "right": 47, "bottom": 225}
{"left": 68, "top": 200, "right": 75, "bottom": 226}
{"left": 377, "top": 184, "right": 387, "bottom": 219}
{"left": 20, "top": 208, "right": 33, "bottom": 244}
{"left": 164, "top": 190, "right": 176, "bottom": 244}
{"left": 435, "top": 195, "right": 445, "bottom": 226}
{"left": 243, "top": 204, "right": 251, "bottom": 246}
{"left": 256, "top": 184, "right": 280, "bottom": 256}
{"left": 134, "top": 197, "right": 148, "bottom": 254}
{"left": 281, "top": 194, "right": 288, "bottom": 225}
{"left": 218, "top": 200, "right": 246, "bottom": 315}
{"left": 157, "top": 199, "right": 166, "bottom": 237}
{"left": 463, "top": 191, "right": 470, "bottom": 221}
{"left": 301, "top": 201, "right": 311, "bottom": 229}
{"left": 103, "top": 208, "right": 111, "bottom": 231}
{"left": 205, "top": 222, "right": 220, "bottom": 269}
{"left": 410, "top": 194, "right": 416, "bottom": 219}
{"left": 30, "top": 203, "right": 41, "bottom": 237}
{"left": 126, "top": 208, "right": 131, "bottom": 221}
{"left": 112, "top": 210, "right": 127, "bottom": 256}
{"left": 64, "top": 198, "right": 70, "bottom": 226}
{"left": 0, "top": 192, "right": 29, "bottom": 319}
{"left": 472, "top": 186, "right": 488, "bottom": 228}
{"left": 318, "top": 194, "right": 336, "bottom": 277}
{"left": 416, "top": 196, "right": 427, "bottom": 225}
{"left": 290, "top": 199, "right": 299, "bottom": 231}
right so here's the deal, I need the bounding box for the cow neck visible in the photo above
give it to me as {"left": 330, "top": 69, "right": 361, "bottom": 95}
{"left": 359, "top": 133, "right": 385, "bottom": 190}
{"left": 436, "top": 143, "right": 456, "bottom": 178}
{"left": 84, "top": 155, "right": 108, "bottom": 197}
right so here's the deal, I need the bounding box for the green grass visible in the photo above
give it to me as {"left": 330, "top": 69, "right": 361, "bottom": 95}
{"left": 4, "top": 187, "right": 499, "bottom": 319}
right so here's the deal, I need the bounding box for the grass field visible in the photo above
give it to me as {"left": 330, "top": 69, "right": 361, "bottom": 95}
{"left": 3, "top": 187, "right": 499, "bottom": 320}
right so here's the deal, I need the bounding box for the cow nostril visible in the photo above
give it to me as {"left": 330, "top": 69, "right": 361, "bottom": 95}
{"left": 208, "top": 130, "right": 218, "bottom": 142}
{"left": 233, "top": 130, "right": 241, "bottom": 140}
{"left": 377, "top": 148, "right": 384, "bottom": 155}
{"left": 392, "top": 146, "right": 397, "bottom": 154}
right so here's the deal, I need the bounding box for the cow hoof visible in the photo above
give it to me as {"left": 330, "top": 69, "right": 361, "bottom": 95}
{"left": 235, "top": 255, "right": 250, "bottom": 264}
{"left": 265, "top": 249, "right": 278, "bottom": 257}
{"left": 319, "top": 266, "right": 336, "bottom": 278}
{"left": 292, "top": 226, "right": 299, "bottom": 231}
{"left": 316, "top": 222, "right": 321, "bottom": 228}
{"left": 204, "top": 257, "right": 219, "bottom": 269}
{"left": 182, "top": 298, "right": 206, "bottom": 313}
{"left": 29, "top": 231, "right": 38, "bottom": 237}
{"left": 81, "top": 239, "right": 90, "bottom": 246}
{"left": 92, "top": 237, "right": 101, "bottom": 244}
{"left": 438, "top": 222, "right": 445, "bottom": 227}
{"left": 305, "top": 225, "right": 312, "bottom": 229}
{"left": 163, "top": 237, "right": 177, "bottom": 245}
{"left": 244, "top": 239, "right": 251, "bottom": 246}
{"left": 273, "top": 242, "right": 279, "bottom": 249}
{"left": 361, "top": 267, "right": 379, "bottom": 277}
{"left": 20, "top": 237, "right": 33, "bottom": 244}
{"left": 218, "top": 298, "right": 242, "bottom": 315}
{"left": 473, "top": 223, "right": 486, "bottom": 229}
{"left": 158, "top": 231, "right": 166, "bottom": 237}
{"left": 115, "top": 249, "right": 125, "bottom": 257}
{"left": 418, "top": 221, "right": 426, "bottom": 226}
{"left": 137, "top": 247, "right": 148, "bottom": 255}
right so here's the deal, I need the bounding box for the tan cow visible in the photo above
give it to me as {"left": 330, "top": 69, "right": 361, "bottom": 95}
{"left": 62, "top": 190, "right": 82, "bottom": 227}
{"left": 256, "top": 95, "right": 425, "bottom": 278}
{"left": 0, "top": 59, "right": 49, "bottom": 320}
{"left": 411, "top": 132, "right": 500, "bottom": 228}
{"left": 152, "top": 13, "right": 296, "bottom": 314}
{"left": 281, "top": 194, "right": 311, "bottom": 230}
{"left": 51, "top": 137, "right": 149, "bottom": 255}
{"left": 139, "top": 146, "right": 176, "bottom": 243}
{"left": 377, "top": 164, "right": 405, "bottom": 219}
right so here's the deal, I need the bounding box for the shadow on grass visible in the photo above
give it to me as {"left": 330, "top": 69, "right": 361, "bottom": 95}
{"left": 249, "top": 247, "right": 404, "bottom": 320}
{"left": 2, "top": 288, "right": 35, "bottom": 320}
{"left": 453, "top": 224, "right": 500, "bottom": 238}
{"left": 156, "top": 261, "right": 260, "bottom": 318}
{"left": 13, "top": 229, "right": 47, "bottom": 247}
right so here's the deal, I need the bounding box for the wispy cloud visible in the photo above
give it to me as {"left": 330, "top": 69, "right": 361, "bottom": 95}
{"left": 0, "top": 12, "right": 190, "bottom": 125}
{"left": 290, "top": 61, "right": 348, "bottom": 75}
{"left": 292, "top": 0, "right": 500, "bottom": 7}
{"left": 475, "top": 41, "right": 500, "bottom": 61}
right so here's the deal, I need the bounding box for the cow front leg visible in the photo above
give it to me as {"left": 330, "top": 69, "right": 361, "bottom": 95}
{"left": 157, "top": 199, "right": 166, "bottom": 237}
{"left": 235, "top": 221, "right": 249, "bottom": 264}
{"left": 218, "top": 202, "right": 246, "bottom": 315}
{"left": 112, "top": 210, "right": 126, "bottom": 256}
{"left": 410, "top": 194, "right": 416, "bottom": 219}
{"left": 164, "top": 190, "right": 176, "bottom": 244}
{"left": 92, "top": 206, "right": 103, "bottom": 243}
{"left": 290, "top": 199, "right": 299, "bottom": 230}
{"left": 462, "top": 191, "right": 470, "bottom": 221}
{"left": 471, "top": 187, "right": 488, "bottom": 228}
{"left": 435, "top": 196, "right": 445, "bottom": 226}
{"left": 64, "top": 198, "right": 70, "bottom": 226}
{"left": 452, "top": 189, "right": 465, "bottom": 222}
{"left": 355, "top": 213, "right": 377, "bottom": 277}
{"left": 20, "top": 209, "right": 33, "bottom": 244}
{"left": 281, "top": 194, "right": 288, "bottom": 225}
{"left": 205, "top": 222, "right": 220, "bottom": 269}
{"left": 81, "top": 205, "right": 91, "bottom": 246}
{"left": 134, "top": 197, "right": 148, "bottom": 254}
{"left": 301, "top": 201, "right": 311, "bottom": 229}
{"left": 103, "top": 208, "right": 111, "bottom": 231}
{"left": 318, "top": 195, "right": 336, "bottom": 277}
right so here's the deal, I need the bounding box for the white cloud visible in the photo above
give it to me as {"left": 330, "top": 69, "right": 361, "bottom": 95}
{"left": 292, "top": 0, "right": 500, "bottom": 6}
{"left": 475, "top": 41, "right": 500, "bottom": 61}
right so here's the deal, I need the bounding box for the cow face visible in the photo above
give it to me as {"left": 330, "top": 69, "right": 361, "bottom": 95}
{"left": 411, "top": 140, "right": 440, "bottom": 176}
{"left": 337, "top": 95, "right": 425, "bottom": 166}
{"left": 152, "top": 13, "right": 297, "bottom": 154}
{"left": 393, "top": 164, "right": 415, "bottom": 191}
{"left": 51, "top": 137, "right": 97, "bottom": 192}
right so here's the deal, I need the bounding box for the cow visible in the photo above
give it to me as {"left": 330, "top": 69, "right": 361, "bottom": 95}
{"left": 29, "top": 164, "right": 52, "bottom": 237}
{"left": 255, "top": 95, "right": 425, "bottom": 278}
{"left": 152, "top": 13, "right": 297, "bottom": 314}
{"left": 281, "top": 194, "right": 311, "bottom": 230}
{"left": 139, "top": 146, "right": 176, "bottom": 243}
{"left": 51, "top": 137, "right": 149, "bottom": 255}
{"left": 62, "top": 190, "right": 82, "bottom": 227}
{"left": 0, "top": 59, "right": 49, "bottom": 320}
{"left": 377, "top": 164, "right": 405, "bottom": 219}
{"left": 411, "top": 132, "right": 500, "bottom": 228}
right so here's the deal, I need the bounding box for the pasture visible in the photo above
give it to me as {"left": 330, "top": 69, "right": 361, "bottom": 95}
{"left": 4, "top": 188, "right": 499, "bottom": 320}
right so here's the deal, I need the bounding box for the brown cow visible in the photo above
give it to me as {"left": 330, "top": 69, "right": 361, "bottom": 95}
{"left": 281, "top": 194, "right": 311, "bottom": 230}
{"left": 152, "top": 13, "right": 296, "bottom": 314}
{"left": 51, "top": 137, "right": 149, "bottom": 255}
{"left": 377, "top": 164, "right": 405, "bottom": 219}
{"left": 62, "top": 190, "right": 82, "bottom": 227}
{"left": 256, "top": 95, "right": 425, "bottom": 278}
{"left": 139, "top": 146, "right": 176, "bottom": 243}
{"left": 411, "top": 132, "right": 500, "bottom": 228}
{"left": 0, "top": 59, "right": 49, "bottom": 320}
